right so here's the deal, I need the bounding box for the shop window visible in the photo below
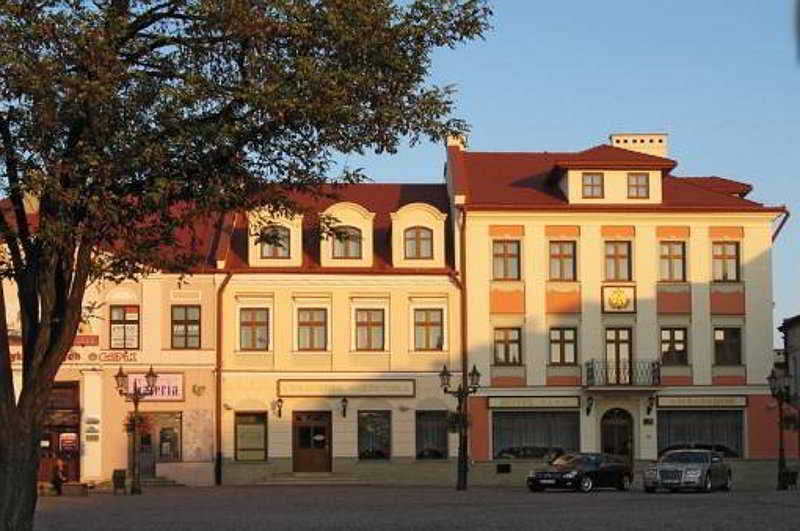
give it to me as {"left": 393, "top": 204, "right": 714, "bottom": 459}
{"left": 416, "top": 411, "right": 448, "bottom": 459}
{"left": 492, "top": 411, "right": 579, "bottom": 459}
{"left": 240, "top": 308, "right": 269, "bottom": 351}
{"left": 658, "top": 410, "right": 742, "bottom": 458}
{"left": 110, "top": 305, "right": 140, "bottom": 349}
{"left": 358, "top": 411, "right": 391, "bottom": 459}
{"left": 714, "top": 328, "right": 741, "bottom": 365}
{"left": 171, "top": 305, "right": 200, "bottom": 349}
{"left": 235, "top": 413, "right": 267, "bottom": 461}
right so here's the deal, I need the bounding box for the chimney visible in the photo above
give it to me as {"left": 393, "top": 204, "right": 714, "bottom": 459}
{"left": 609, "top": 133, "right": 668, "bottom": 158}
{"left": 446, "top": 134, "right": 467, "bottom": 151}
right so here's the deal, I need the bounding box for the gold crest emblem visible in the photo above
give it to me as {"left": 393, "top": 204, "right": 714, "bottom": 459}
{"left": 608, "top": 288, "right": 630, "bottom": 310}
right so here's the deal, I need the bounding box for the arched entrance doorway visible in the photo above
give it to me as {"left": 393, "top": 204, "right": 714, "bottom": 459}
{"left": 601, "top": 408, "right": 633, "bottom": 463}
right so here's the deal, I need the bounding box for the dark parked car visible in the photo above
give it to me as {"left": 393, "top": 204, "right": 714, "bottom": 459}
{"left": 643, "top": 449, "right": 732, "bottom": 492}
{"left": 496, "top": 446, "right": 564, "bottom": 460}
{"left": 526, "top": 453, "right": 633, "bottom": 493}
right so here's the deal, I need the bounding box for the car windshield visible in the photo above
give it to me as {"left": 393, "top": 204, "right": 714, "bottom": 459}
{"left": 661, "top": 452, "right": 708, "bottom": 464}
{"left": 551, "top": 454, "right": 578, "bottom": 466}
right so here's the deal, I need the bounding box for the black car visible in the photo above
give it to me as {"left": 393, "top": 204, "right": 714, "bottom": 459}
{"left": 526, "top": 453, "right": 633, "bottom": 493}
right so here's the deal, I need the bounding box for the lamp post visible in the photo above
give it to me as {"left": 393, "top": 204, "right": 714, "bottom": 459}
{"left": 767, "top": 368, "right": 791, "bottom": 490}
{"left": 115, "top": 365, "right": 158, "bottom": 495}
{"left": 439, "top": 363, "right": 481, "bottom": 491}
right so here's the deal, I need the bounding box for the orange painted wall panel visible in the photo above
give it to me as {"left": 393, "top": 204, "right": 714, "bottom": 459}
{"left": 490, "top": 288, "right": 525, "bottom": 314}
{"left": 660, "top": 375, "right": 692, "bottom": 386}
{"left": 657, "top": 289, "right": 691, "bottom": 314}
{"left": 709, "top": 226, "right": 744, "bottom": 240}
{"left": 489, "top": 225, "right": 524, "bottom": 238}
{"left": 546, "top": 375, "right": 581, "bottom": 386}
{"left": 601, "top": 225, "right": 635, "bottom": 238}
{"left": 469, "top": 396, "right": 490, "bottom": 461}
{"left": 546, "top": 286, "right": 581, "bottom": 314}
{"left": 747, "top": 395, "right": 798, "bottom": 459}
{"left": 711, "top": 374, "right": 746, "bottom": 386}
{"left": 545, "top": 225, "right": 580, "bottom": 238}
{"left": 710, "top": 289, "right": 745, "bottom": 315}
{"left": 490, "top": 376, "right": 526, "bottom": 387}
{"left": 656, "top": 226, "right": 690, "bottom": 239}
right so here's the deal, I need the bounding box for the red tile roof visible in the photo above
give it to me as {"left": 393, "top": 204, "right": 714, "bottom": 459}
{"left": 450, "top": 144, "right": 781, "bottom": 213}
{"left": 224, "top": 183, "right": 454, "bottom": 273}
{"left": 679, "top": 176, "right": 752, "bottom": 197}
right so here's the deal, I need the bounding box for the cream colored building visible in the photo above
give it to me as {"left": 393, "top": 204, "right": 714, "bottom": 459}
{"left": 446, "top": 133, "right": 790, "bottom": 463}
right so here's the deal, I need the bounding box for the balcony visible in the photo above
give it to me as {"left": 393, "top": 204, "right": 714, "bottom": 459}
{"left": 584, "top": 360, "right": 661, "bottom": 388}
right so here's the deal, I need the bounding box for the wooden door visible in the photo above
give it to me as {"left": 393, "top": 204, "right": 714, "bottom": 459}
{"left": 601, "top": 408, "right": 633, "bottom": 464}
{"left": 293, "top": 411, "right": 332, "bottom": 473}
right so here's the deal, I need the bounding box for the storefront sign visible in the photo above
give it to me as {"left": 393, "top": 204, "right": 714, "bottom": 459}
{"left": 488, "top": 397, "right": 580, "bottom": 409}
{"left": 129, "top": 373, "right": 184, "bottom": 401}
{"left": 11, "top": 350, "right": 81, "bottom": 363}
{"left": 657, "top": 396, "right": 746, "bottom": 408}
{"left": 278, "top": 379, "right": 415, "bottom": 397}
{"left": 88, "top": 351, "right": 139, "bottom": 363}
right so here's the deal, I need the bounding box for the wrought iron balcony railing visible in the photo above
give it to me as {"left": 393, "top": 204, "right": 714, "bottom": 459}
{"left": 584, "top": 360, "right": 661, "bottom": 387}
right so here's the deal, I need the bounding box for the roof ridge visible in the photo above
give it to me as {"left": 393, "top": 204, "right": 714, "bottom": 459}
{"left": 664, "top": 175, "right": 762, "bottom": 207}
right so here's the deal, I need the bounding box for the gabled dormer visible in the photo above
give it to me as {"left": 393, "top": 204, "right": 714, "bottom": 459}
{"left": 320, "top": 202, "right": 375, "bottom": 268}
{"left": 554, "top": 134, "right": 676, "bottom": 205}
{"left": 389, "top": 202, "right": 447, "bottom": 268}
{"left": 247, "top": 210, "right": 304, "bottom": 267}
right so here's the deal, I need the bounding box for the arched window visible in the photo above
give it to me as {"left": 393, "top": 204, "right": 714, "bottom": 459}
{"left": 332, "top": 226, "right": 362, "bottom": 259}
{"left": 260, "top": 226, "right": 290, "bottom": 259}
{"left": 404, "top": 226, "right": 433, "bottom": 259}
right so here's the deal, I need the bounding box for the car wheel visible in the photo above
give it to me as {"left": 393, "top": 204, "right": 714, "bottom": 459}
{"left": 578, "top": 475, "right": 594, "bottom": 493}
{"left": 721, "top": 473, "right": 732, "bottom": 492}
{"left": 644, "top": 486, "right": 656, "bottom": 493}
{"left": 703, "top": 474, "right": 713, "bottom": 493}
{"left": 617, "top": 475, "right": 632, "bottom": 491}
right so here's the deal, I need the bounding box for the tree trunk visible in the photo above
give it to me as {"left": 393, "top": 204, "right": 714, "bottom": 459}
{"left": 0, "top": 429, "right": 40, "bottom": 531}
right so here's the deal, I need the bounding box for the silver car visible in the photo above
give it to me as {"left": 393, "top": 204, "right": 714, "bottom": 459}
{"left": 643, "top": 449, "right": 732, "bottom": 492}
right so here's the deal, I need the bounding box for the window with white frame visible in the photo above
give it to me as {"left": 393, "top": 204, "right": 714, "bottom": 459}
{"left": 110, "top": 305, "right": 139, "bottom": 349}
{"left": 240, "top": 308, "right": 269, "bottom": 351}
{"left": 298, "top": 308, "right": 327, "bottom": 351}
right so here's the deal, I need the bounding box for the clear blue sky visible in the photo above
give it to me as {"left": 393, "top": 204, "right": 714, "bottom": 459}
{"left": 336, "top": 0, "right": 799, "bottom": 347}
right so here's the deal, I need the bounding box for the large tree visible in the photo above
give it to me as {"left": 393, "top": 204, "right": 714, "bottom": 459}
{"left": 0, "top": 1, "right": 491, "bottom": 529}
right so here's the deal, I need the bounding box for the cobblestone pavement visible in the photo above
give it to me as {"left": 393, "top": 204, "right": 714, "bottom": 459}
{"left": 35, "top": 485, "right": 800, "bottom": 531}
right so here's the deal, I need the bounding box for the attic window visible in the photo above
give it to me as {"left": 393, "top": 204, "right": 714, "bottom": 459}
{"left": 260, "top": 226, "right": 290, "bottom": 259}
{"left": 582, "top": 173, "right": 604, "bottom": 198}
{"left": 332, "top": 226, "right": 362, "bottom": 259}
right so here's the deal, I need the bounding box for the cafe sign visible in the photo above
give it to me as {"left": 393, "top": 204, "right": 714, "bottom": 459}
{"left": 129, "top": 373, "right": 184, "bottom": 401}
{"left": 278, "top": 379, "right": 415, "bottom": 397}
{"left": 489, "top": 397, "right": 580, "bottom": 409}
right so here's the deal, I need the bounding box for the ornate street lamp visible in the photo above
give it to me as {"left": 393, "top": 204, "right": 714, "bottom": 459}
{"left": 115, "top": 365, "right": 158, "bottom": 495}
{"left": 768, "top": 368, "right": 791, "bottom": 490}
{"left": 439, "top": 363, "right": 481, "bottom": 491}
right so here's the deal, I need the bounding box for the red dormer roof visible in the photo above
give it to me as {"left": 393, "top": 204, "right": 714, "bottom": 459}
{"left": 679, "top": 176, "right": 753, "bottom": 198}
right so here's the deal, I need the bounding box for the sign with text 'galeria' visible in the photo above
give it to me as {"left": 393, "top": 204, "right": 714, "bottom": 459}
{"left": 128, "top": 373, "right": 184, "bottom": 401}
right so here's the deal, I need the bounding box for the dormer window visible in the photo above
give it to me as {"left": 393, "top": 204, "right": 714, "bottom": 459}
{"left": 260, "top": 226, "right": 290, "bottom": 259}
{"left": 582, "top": 173, "right": 604, "bottom": 198}
{"left": 404, "top": 227, "right": 433, "bottom": 259}
{"left": 627, "top": 173, "right": 649, "bottom": 198}
{"left": 332, "top": 226, "right": 362, "bottom": 259}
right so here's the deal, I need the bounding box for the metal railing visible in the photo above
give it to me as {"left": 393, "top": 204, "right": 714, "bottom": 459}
{"left": 584, "top": 359, "right": 661, "bottom": 386}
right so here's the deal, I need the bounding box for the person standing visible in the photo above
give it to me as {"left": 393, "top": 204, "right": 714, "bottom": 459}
{"left": 51, "top": 458, "right": 65, "bottom": 496}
